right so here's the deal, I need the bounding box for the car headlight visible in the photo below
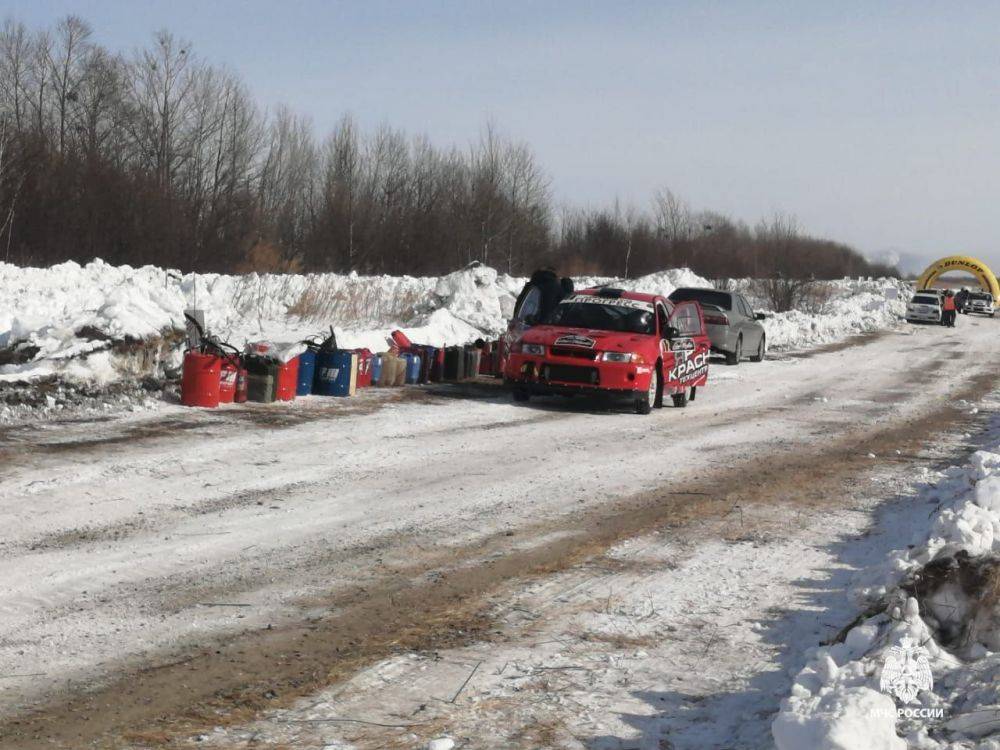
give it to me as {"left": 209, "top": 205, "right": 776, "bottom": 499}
{"left": 521, "top": 343, "right": 545, "bottom": 356}
{"left": 600, "top": 351, "right": 643, "bottom": 363}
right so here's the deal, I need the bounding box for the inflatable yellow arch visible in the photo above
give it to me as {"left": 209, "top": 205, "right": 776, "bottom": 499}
{"left": 917, "top": 255, "right": 1000, "bottom": 298}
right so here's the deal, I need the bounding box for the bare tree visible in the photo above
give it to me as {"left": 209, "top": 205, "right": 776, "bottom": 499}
{"left": 0, "top": 116, "right": 27, "bottom": 261}
{"left": 47, "top": 15, "right": 91, "bottom": 154}
{"left": 26, "top": 29, "right": 53, "bottom": 137}
{"left": 0, "top": 20, "right": 31, "bottom": 132}
{"left": 652, "top": 187, "right": 692, "bottom": 243}
{"left": 124, "top": 30, "right": 198, "bottom": 187}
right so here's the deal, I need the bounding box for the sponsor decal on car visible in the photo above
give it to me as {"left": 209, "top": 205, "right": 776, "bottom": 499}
{"left": 668, "top": 350, "right": 709, "bottom": 383}
{"left": 561, "top": 294, "right": 655, "bottom": 312}
{"left": 554, "top": 334, "right": 596, "bottom": 348}
{"left": 670, "top": 337, "right": 695, "bottom": 352}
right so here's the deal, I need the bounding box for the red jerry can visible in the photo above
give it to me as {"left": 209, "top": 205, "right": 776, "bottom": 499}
{"left": 477, "top": 341, "right": 494, "bottom": 376}
{"left": 219, "top": 359, "right": 239, "bottom": 403}
{"left": 430, "top": 347, "right": 445, "bottom": 381}
{"left": 355, "top": 349, "right": 373, "bottom": 387}
{"left": 181, "top": 351, "right": 222, "bottom": 408}
{"left": 234, "top": 367, "right": 248, "bottom": 403}
{"left": 390, "top": 330, "right": 413, "bottom": 350}
{"left": 275, "top": 356, "right": 300, "bottom": 402}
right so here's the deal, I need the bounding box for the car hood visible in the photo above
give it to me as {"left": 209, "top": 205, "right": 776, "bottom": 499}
{"left": 519, "top": 325, "right": 652, "bottom": 351}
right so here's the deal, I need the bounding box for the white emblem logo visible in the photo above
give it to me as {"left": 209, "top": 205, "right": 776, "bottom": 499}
{"left": 880, "top": 636, "right": 933, "bottom": 704}
{"left": 554, "top": 334, "right": 596, "bottom": 348}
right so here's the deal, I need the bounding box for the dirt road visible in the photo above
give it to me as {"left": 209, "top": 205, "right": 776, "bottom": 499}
{"left": 1, "top": 318, "right": 999, "bottom": 748}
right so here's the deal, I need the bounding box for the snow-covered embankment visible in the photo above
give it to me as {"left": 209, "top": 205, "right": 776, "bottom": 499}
{"left": 774, "top": 415, "right": 1000, "bottom": 750}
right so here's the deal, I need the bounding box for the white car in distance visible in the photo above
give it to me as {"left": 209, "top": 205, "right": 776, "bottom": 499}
{"left": 906, "top": 292, "right": 943, "bottom": 324}
{"left": 967, "top": 291, "right": 995, "bottom": 317}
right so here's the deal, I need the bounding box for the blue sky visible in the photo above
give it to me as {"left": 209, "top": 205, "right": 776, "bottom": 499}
{"left": 8, "top": 0, "right": 1000, "bottom": 273}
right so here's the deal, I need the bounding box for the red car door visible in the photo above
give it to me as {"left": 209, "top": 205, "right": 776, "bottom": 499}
{"left": 664, "top": 301, "right": 710, "bottom": 393}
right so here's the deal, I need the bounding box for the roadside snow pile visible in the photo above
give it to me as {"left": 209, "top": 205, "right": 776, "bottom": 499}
{"left": 1, "top": 259, "right": 905, "bottom": 387}
{"left": 759, "top": 278, "right": 910, "bottom": 350}
{"left": 0, "top": 261, "right": 518, "bottom": 385}
{"left": 773, "top": 419, "right": 1000, "bottom": 749}
{"left": 605, "top": 267, "right": 711, "bottom": 297}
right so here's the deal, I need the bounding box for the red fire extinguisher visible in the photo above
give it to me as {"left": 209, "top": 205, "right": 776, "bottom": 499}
{"left": 219, "top": 359, "right": 239, "bottom": 403}
{"left": 235, "top": 366, "right": 248, "bottom": 403}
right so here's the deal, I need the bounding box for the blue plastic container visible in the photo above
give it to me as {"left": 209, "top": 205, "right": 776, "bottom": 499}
{"left": 313, "top": 350, "right": 356, "bottom": 396}
{"left": 404, "top": 353, "right": 422, "bottom": 384}
{"left": 296, "top": 349, "right": 317, "bottom": 395}
{"left": 370, "top": 354, "right": 383, "bottom": 384}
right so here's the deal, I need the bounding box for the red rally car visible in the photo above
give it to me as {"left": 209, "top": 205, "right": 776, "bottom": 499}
{"left": 503, "top": 288, "right": 711, "bottom": 414}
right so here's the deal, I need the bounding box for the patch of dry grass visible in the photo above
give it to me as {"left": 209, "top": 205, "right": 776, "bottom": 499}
{"left": 285, "top": 277, "right": 424, "bottom": 325}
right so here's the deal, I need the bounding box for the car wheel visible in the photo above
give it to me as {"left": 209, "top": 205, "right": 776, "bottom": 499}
{"left": 512, "top": 388, "right": 530, "bottom": 402}
{"left": 635, "top": 372, "right": 656, "bottom": 415}
{"left": 725, "top": 336, "right": 742, "bottom": 366}
{"left": 653, "top": 365, "right": 664, "bottom": 408}
{"left": 671, "top": 389, "right": 688, "bottom": 408}
{"left": 750, "top": 334, "right": 766, "bottom": 363}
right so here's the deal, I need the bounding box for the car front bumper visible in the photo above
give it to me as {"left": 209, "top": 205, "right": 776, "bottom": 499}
{"left": 508, "top": 381, "right": 645, "bottom": 401}
{"left": 504, "top": 354, "right": 653, "bottom": 397}
{"left": 906, "top": 310, "right": 941, "bottom": 323}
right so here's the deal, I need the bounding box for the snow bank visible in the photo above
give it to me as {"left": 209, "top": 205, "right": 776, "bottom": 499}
{"left": 1, "top": 259, "right": 906, "bottom": 385}
{"left": 773, "top": 419, "right": 1000, "bottom": 749}
{"left": 757, "top": 278, "right": 910, "bottom": 350}
{"left": 0, "top": 260, "right": 511, "bottom": 384}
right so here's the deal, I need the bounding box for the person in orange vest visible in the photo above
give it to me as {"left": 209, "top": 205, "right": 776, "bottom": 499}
{"left": 942, "top": 290, "right": 957, "bottom": 327}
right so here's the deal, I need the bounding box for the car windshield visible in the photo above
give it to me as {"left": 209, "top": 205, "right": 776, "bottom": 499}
{"left": 668, "top": 288, "right": 731, "bottom": 310}
{"left": 911, "top": 295, "right": 939, "bottom": 305}
{"left": 971, "top": 293, "right": 993, "bottom": 302}
{"left": 549, "top": 297, "right": 656, "bottom": 334}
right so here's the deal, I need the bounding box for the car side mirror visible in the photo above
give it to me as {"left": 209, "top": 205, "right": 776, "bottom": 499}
{"left": 664, "top": 325, "right": 680, "bottom": 339}
{"left": 754, "top": 313, "right": 766, "bottom": 321}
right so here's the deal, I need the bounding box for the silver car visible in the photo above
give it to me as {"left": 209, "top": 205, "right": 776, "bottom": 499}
{"left": 968, "top": 292, "right": 995, "bottom": 317}
{"left": 667, "top": 288, "right": 766, "bottom": 365}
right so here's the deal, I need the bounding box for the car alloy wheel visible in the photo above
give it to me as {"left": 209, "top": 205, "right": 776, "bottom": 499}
{"left": 636, "top": 371, "right": 656, "bottom": 415}
{"left": 726, "top": 336, "right": 742, "bottom": 366}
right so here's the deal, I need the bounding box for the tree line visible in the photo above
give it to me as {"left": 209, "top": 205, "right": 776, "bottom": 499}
{"left": 0, "top": 15, "right": 897, "bottom": 281}
{"left": 553, "top": 195, "right": 898, "bottom": 280}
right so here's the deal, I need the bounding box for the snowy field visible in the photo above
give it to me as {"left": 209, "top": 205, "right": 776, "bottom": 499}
{"left": 0, "top": 260, "right": 909, "bottom": 394}
{"left": 1, "top": 309, "right": 999, "bottom": 749}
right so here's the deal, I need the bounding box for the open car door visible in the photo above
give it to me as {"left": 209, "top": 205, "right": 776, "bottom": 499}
{"left": 664, "top": 301, "right": 711, "bottom": 395}
{"left": 500, "top": 283, "right": 543, "bottom": 376}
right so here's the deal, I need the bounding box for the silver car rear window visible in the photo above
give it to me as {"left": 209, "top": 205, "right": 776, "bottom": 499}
{"left": 669, "top": 289, "right": 732, "bottom": 310}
